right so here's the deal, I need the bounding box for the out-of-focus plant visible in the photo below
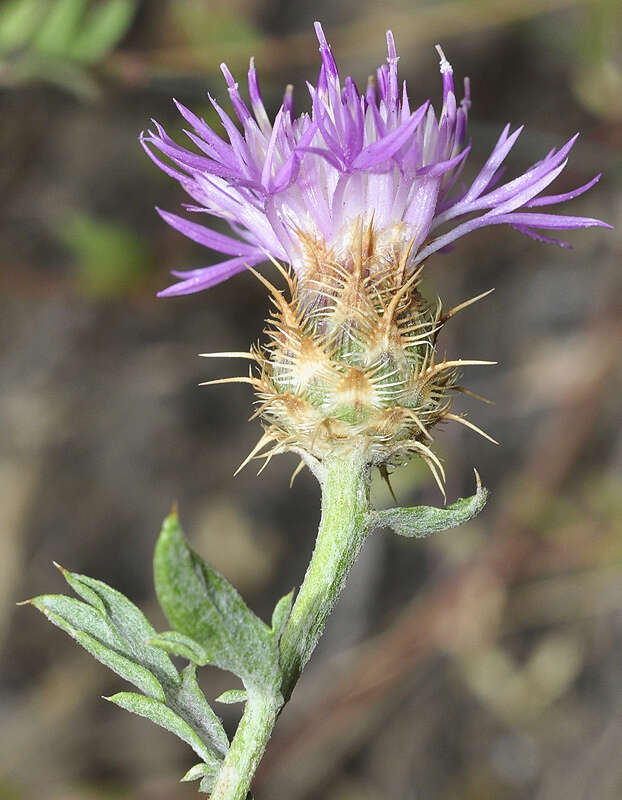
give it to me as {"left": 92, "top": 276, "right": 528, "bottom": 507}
{"left": 24, "top": 20, "right": 610, "bottom": 800}
{"left": 58, "top": 212, "right": 151, "bottom": 297}
{"left": 572, "top": 0, "right": 622, "bottom": 120}
{"left": 0, "top": 0, "right": 138, "bottom": 96}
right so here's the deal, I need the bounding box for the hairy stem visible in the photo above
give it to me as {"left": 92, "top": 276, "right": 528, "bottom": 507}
{"left": 210, "top": 691, "right": 281, "bottom": 800}
{"left": 280, "top": 449, "right": 371, "bottom": 700}
{"left": 210, "top": 449, "right": 371, "bottom": 799}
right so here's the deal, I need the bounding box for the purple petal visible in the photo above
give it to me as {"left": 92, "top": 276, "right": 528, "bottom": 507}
{"left": 526, "top": 173, "right": 601, "bottom": 207}
{"left": 462, "top": 124, "right": 523, "bottom": 204}
{"left": 314, "top": 21, "right": 339, "bottom": 80}
{"left": 417, "top": 146, "right": 470, "bottom": 178}
{"left": 220, "top": 62, "right": 252, "bottom": 124}
{"left": 157, "top": 208, "right": 261, "bottom": 256}
{"left": 352, "top": 104, "right": 428, "bottom": 170}
{"left": 415, "top": 209, "right": 611, "bottom": 265}
{"left": 140, "top": 135, "right": 189, "bottom": 182}
{"left": 157, "top": 254, "right": 265, "bottom": 297}
{"left": 512, "top": 225, "right": 572, "bottom": 248}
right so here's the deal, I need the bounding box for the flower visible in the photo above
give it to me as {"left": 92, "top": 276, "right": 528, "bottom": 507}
{"left": 143, "top": 24, "right": 609, "bottom": 483}
{"left": 142, "top": 22, "right": 609, "bottom": 298}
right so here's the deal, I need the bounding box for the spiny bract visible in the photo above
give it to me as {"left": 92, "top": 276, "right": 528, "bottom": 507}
{"left": 203, "top": 220, "right": 496, "bottom": 492}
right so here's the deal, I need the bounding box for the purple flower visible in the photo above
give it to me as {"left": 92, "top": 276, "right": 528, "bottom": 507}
{"left": 142, "top": 22, "right": 610, "bottom": 297}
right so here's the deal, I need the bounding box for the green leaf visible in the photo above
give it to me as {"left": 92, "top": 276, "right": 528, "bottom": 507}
{"left": 58, "top": 568, "right": 180, "bottom": 689}
{"left": 172, "top": 665, "right": 229, "bottom": 756}
{"left": 0, "top": 0, "right": 44, "bottom": 53}
{"left": 32, "top": 0, "right": 87, "bottom": 56}
{"left": 374, "top": 470, "right": 489, "bottom": 537}
{"left": 30, "top": 595, "right": 166, "bottom": 700}
{"left": 27, "top": 567, "right": 229, "bottom": 763}
{"left": 215, "top": 689, "right": 247, "bottom": 705}
{"left": 106, "top": 692, "right": 222, "bottom": 769}
{"left": 271, "top": 590, "right": 294, "bottom": 640}
{"left": 69, "top": 0, "right": 138, "bottom": 63}
{"left": 149, "top": 630, "right": 210, "bottom": 666}
{"left": 181, "top": 763, "right": 217, "bottom": 783}
{"left": 154, "top": 510, "right": 280, "bottom": 693}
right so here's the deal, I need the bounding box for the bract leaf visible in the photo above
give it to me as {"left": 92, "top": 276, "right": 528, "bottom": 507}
{"left": 374, "top": 470, "right": 489, "bottom": 537}
{"left": 106, "top": 692, "right": 222, "bottom": 769}
{"left": 154, "top": 510, "right": 280, "bottom": 692}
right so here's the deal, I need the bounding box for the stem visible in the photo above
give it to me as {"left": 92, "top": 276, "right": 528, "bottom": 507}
{"left": 210, "top": 691, "right": 281, "bottom": 800}
{"left": 280, "top": 449, "right": 371, "bottom": 699}
{"left": 210, "top": 449, "right": 371, "bottom": 799}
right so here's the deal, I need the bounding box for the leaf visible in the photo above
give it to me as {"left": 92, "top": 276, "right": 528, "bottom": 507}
{"left": 28, "top": 567, "right": 228, "bottom": 759}
{"left": 106, "top": 692, "right": 222, "bottom": 769}
{"left": 58, "top": 568, "right": 180, "bottom": 689}
{"left": 215, "top": 689, "right": 247, "bottom": 705}
{"left": 271, "top": 590, "right": 294, "bottom": 640}
{"left": 172, "top": 665, "right": 229, "bottom": 756}
{"left": 32, "top": 0, "right": 87, "bottom": 56}
{"left": 69, "top": 0, "right": 138, "bottom": 63}
{"left": 181, "top": 763, "right": 218, "bottom": 783}
{"left": 29, "top": 594, "right": 166, "bottom": 701}
{"left": 149, "top": 630, "right": 210, "bottom": 666}
{"left": 154, "top": 510, "right": 280, "bottom": 693}
{"left": 374, "top": 470, "right": 489, "bottom": 537}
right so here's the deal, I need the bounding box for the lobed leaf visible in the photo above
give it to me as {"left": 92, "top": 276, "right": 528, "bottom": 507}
{"left": 58, "top": 568, "right": 180, "bottom": 688}
{"left": 30, "top": 595, "right": 166, "bottom": 701}
{"left": 106, "top": 692, "right": 222, "bottom": 769}
{"left": 28, "top": 567, "right": 229, "bottom": 760}
{"left": 374, "top": 471, "right": 489, "bottom": 537}
{"left": 171, "top": 665, "right": 229, "bottom": 756}
{"left": 154, "top": 510, "right": 280, "bottom": 693}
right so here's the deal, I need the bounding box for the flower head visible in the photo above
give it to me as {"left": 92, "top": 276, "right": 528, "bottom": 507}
{"left": 144, "top": 24, "right": 609, "bottom": 484}
{"left": 143, "top": 22, "right": 609, "bottom": 297}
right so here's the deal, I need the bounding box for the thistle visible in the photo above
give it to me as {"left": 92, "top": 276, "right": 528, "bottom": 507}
{"left": 142, "top": 22, "right": 608, "bottom": 488}
{"left": 26, "top": 22, "right": 609, "bottom": 800}
{"left": 214, "top": 251, "right": 496, "bottom": 496}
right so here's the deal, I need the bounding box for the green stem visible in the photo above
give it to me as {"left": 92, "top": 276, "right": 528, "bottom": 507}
{"left": 280, "top": 449, "right": 371, "bottom": 700}
{"left": 210, "top": 690, "right": 281, "bottom": 800}
{"left": 209, "top": 450, "right": 371, "bottom": 799}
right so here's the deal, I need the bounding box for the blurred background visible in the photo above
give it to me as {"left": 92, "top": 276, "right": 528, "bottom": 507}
{"left": 1, "top": 0, "right": 621, "bottom": 798}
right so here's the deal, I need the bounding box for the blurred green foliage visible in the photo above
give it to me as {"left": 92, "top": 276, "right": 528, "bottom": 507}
{"left": 170, "top": 0, "right": 260, "bottom": 51}
{"left": 573, "top": 0, "right": 622, "bottom": 119}
{"left": 59, "top": 212, "right": 151, "bottom": 297}
{"left": 0, "top": 0, "right": 138, "bottom": 95}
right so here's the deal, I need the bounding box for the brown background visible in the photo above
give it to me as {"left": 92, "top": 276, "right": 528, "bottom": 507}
{"left": 1, "top": 0, "right": 621, "bottom": 798}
